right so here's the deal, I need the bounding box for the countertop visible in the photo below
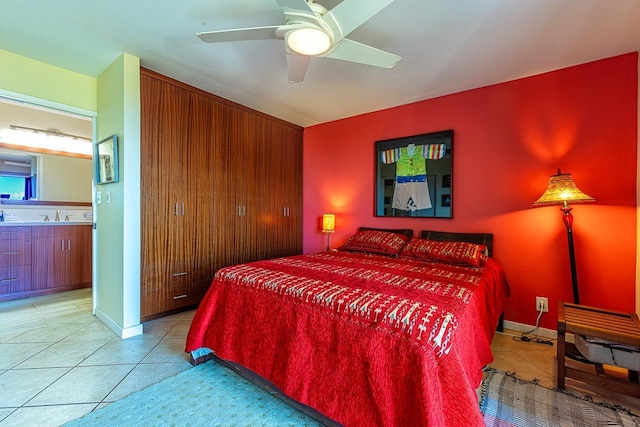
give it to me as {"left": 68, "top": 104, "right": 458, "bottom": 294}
{"left": 0, "top": 221, "right": 92, "bottom": 226}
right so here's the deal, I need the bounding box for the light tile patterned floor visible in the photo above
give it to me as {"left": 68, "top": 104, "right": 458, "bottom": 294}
{"left": 1, "top": 289, "right": 640, "bottom": 426}
{"left": 0, "top": 289, "right": 194, "bottom": 426}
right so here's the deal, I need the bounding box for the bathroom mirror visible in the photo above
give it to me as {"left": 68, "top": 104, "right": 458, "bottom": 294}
{"left": 375, "top": 130, "right": 453, "bottom": 218}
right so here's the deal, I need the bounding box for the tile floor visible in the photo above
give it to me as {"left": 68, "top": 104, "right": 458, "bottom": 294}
{"left": 0, "top": 289, "right": 195, "bottom": 426}
{"left": 1, "top": 289, "right": 640, "bottom": 426}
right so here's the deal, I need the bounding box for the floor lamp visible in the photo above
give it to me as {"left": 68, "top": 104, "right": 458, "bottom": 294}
{"left": 322, "top": 213, "right": 335, "bottom": 251}
{"left": 533, "top": 169, "right": 595, "bottom": 304}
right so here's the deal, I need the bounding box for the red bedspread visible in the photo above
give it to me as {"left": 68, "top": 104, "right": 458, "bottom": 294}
{"left": 186, "top": 251, "right": 508, "bottom": 426}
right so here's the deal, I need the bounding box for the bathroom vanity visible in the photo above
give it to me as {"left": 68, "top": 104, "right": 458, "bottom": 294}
{"left": 0, "top": 203, "right": 92, "bottom": 301}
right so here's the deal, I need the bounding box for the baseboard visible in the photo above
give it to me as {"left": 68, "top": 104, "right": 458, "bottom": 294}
{"left": 95, "top": 308, "right": 143, "bottom": 339}
{"left": 502, "top": 319, "right": 558, "bottom": 340}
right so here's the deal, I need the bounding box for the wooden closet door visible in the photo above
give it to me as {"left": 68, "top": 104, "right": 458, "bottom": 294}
{"left": 210, "top": 101, "right": 234, "bottom": 272}
{"left": 263, "top": 121, "right": 286, "bottom": 259}
{"left": 183, "top": 92, "right": 215, "bottom": 289}
{"left": 253, "top": 115, "right": 273, "bottom": 261}
{"left": 279, "top": 125, "right": 303, "bottom": 257}
{"left": 140, "top": 74, "right": 191, "bottom": 317}
{"left": 228, "top": 109, "right": 262, "bottom": 266}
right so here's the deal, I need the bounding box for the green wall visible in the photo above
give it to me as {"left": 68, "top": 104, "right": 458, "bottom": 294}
{"left": 1, "top": 48, "right": 142, "bottom": 338}
{"left": 95, "top": 53, "right": 142, "bottom": 337}
{"left": 0, "top": 49, "right": 96, "bottom": 112}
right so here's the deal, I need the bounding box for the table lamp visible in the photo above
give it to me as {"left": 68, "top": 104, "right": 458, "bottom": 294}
{"left": 322, "top": 213, "right": 335, "bottom": 251}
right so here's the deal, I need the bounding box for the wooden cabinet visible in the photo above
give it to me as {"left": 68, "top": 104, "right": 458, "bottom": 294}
{"left": 140, "top": 76, "right": 216, "bottom": 319}
{"left": 0, "top": 224, "right": 90, "bottom": 301}
{"left": 31, "top": 225, "right": 92, "bottom": 291}
{"left": 57, "top": 225, "right": 92, "bottom": 286}
{"left": 140, "top": 69, "right": 303, "bottom": 320}
{"left": 218, "top": 111, "right": 303, "bottom": 265}
{"left": 265, "top": 123, "right": 303, "bottom": 259}
{"left": 0, "top": 227, "right": 32, "bottom": 298}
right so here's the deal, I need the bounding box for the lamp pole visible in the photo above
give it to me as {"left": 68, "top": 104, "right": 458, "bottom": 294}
{"left": 561, "top": 202, "right": 580, "bottom": 304}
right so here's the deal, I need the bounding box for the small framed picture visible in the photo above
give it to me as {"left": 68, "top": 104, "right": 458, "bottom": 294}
{"left": 442, "top": 175, "right": 451, "bottom": 188}
{"left": 95, "top": 134, "right": 119, "bottom": 185}
{"left": 441, "top": 194, "right": 451, "bottom": 207}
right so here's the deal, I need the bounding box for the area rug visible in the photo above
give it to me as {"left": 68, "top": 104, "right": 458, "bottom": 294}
{"left": 481, "top": 369, "right": 640, "bottom": 426}
{"left": 66, "top": 361, "right": 640, "bottom": 426}
{"left": 64, "top": 360, "right": 325, "bottom": 427}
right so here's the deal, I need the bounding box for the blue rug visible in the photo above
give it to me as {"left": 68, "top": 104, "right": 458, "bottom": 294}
{"left": 67, "top": 360, "right": 640, "bottom": 426}
{"left": 65, "top": 360, "right": 324, "bottom": 427}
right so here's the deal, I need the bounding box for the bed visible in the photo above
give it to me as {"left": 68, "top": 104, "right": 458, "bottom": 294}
{"left": 185, "top": 228, "right": 509, "bottom": 426}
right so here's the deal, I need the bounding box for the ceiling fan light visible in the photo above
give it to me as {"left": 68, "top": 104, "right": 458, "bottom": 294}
{"left": 287, "top": 28, "right": 331, "bottom": 56}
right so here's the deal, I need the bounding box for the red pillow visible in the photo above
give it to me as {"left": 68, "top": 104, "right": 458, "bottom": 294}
{"left": 400, "top": 238, "right": 487, "bottom": 267}
{"left": 338, "top": 230, "right": 410, "bottom": 256}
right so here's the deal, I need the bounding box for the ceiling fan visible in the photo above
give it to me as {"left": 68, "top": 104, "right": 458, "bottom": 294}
{"left": 196, "top": 0, "right": 401, "bottom": 83}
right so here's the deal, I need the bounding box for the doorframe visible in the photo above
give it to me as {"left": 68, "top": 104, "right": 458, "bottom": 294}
{"left": 0, "top": 89, "right": 98, "bottom": 312}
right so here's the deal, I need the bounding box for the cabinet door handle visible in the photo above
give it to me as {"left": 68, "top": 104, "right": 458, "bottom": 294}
{"left": 0, "top": 251, "right": 17, "bottom": 255}
{"left": 174, "top": 203, "right": 178, "bottom": 216}
{"left": 173, "top": 294, "right": 187, "bottom": 300}
{"left": 0, "top": 278, "right": 17, "bottom": 283}
{"left": 68, "top": 239, "right": 71, "bottom": 250}
{"left": 181, "top": 203, "right": 185, "bottom": 216}
{"left": 243, "top": 205, "right": 247, "bottom": 216}
{"left": 61, "top": 240, "right": 65, "bottom": 251}
{"left": 172, "top": 272, "right": 188, "bottom": 277}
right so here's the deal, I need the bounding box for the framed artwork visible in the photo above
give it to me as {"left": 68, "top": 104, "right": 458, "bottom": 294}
{"left": 375, "top": 130, "right": 453, "bottom": 218}
{"left": 96, "top": 134, "right": 119, "bottom": 185}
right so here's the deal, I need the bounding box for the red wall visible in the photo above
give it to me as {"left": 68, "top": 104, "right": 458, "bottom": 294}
{"left": 302, "top": 53, "right": 638, "bottom": 329}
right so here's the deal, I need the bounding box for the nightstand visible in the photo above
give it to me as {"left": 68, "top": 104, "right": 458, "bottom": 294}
{"left": 557, "top": 302, "right": 640, "bottom": 397}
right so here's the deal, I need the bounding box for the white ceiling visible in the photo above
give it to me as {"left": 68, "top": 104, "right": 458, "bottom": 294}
{"left": 2, "top": 0, "right": 639, "bottom": 127}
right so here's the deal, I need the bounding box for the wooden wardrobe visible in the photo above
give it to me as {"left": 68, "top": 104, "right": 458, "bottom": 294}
{"left": 140, "top": 69, "right": 303, "bottom": 321}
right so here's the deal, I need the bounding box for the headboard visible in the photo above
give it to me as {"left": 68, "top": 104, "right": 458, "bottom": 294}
{"left": 358, "top": 227, "right": 413, "bottom": 238}
{"left": 420, "top": 230, "right": 494, "bottom": 256}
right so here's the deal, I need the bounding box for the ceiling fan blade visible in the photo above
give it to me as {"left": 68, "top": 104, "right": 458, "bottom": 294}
{"left": 286, "top": 53, "right": 310, "bottom": 83}
{"left": 197, "top": 26, "right": 280, "bottom": 43}
{"left": 324, "top": 38, "right": 400, "bottom": 68}
{"left": 275, "top": 0, "right": 315, "bottom": 15}
{"left": 327, "top": 0, "right": 394, "bottom": 37}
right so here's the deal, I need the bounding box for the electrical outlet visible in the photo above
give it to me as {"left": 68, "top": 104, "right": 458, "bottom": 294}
{"left": 536, "top": 296, "right": 549, "bottom": 313}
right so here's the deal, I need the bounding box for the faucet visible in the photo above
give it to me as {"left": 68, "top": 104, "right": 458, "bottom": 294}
{"left": 55, "top": 210, "right": 61, "bottom": 221}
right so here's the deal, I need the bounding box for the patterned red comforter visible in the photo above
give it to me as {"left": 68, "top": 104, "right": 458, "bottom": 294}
{"left": 186, "top": 251, "right": 508, "bottom": 426}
